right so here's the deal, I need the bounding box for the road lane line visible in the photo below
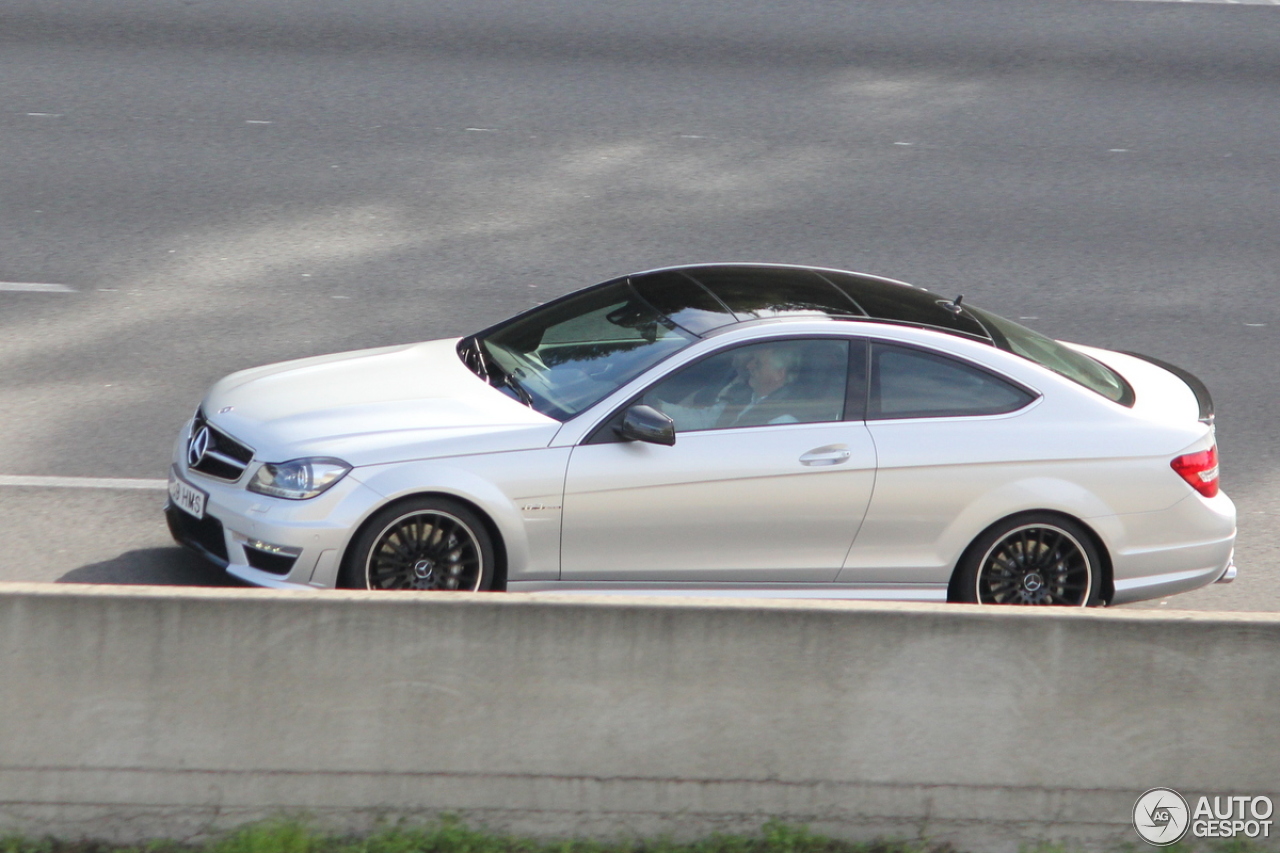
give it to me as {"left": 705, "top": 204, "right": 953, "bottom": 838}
{"left": 0, "top": 282, "right": 76, "bottom": 292}
{"left": 1110, "top": 0, "right": 1279, "bottom": 4}
{"left": 0, "top": 475, "right": 167, "bottom": 490}
{"left": 1123, "top": 0, "right": 1277, "bottom": 3}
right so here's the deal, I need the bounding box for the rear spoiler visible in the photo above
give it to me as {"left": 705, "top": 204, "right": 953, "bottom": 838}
{"left": 1122, "top": 351, "right": 1214, "bottom": 425}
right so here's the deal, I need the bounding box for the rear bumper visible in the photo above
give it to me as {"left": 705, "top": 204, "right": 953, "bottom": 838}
{"left": 1105, "top": 490, "right": 1236, "bottom": 604}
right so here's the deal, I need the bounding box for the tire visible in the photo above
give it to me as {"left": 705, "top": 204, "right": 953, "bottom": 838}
{"left": 339, "top": 496, "right": 495, "bottom": 591}
{"left": 953, "top": 514, "right": 1102, "bottom": 606}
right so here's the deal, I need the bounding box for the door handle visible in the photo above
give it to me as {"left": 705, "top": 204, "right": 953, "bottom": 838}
{"left": 799, "top": 445, "right": 851, "bottom": 466}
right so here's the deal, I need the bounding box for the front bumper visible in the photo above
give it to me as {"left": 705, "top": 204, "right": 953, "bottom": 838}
{"left": 166, "top": 460, "right": 380, "bottom": 590}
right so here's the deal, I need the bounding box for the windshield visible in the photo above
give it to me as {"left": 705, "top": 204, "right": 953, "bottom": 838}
{"left": 966, "top": 306, "right": 1134, "bottom": 405}
{"left": 467, "top": 280, "right": 698, "bottom": 420}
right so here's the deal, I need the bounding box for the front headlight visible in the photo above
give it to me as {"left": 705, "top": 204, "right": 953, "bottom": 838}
{"left": 248, "top": 457, "right": 351, "bottom": 500}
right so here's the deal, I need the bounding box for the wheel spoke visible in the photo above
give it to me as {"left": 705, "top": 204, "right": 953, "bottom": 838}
{"left": 382, "top": 532, "right": 413, "bottom": 560}
{"left": 403, "top": 521, "right": 424, "bottom": 552}
{"left": 1045, "top": 531, "right": 1066, "bottom": 567}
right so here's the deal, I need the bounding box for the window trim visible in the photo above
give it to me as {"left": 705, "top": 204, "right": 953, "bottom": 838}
{"left": 865, "top": 341, "right": 1040, "bottom": 422}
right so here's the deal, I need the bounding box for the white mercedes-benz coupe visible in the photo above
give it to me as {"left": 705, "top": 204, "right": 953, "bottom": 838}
{"left": 167, "top": 264, "right": 1235, "bottom": 606}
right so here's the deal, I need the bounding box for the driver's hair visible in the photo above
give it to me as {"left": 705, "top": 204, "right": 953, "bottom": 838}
{"left": 736, "top": 343, "right": 803, "bottom": 376}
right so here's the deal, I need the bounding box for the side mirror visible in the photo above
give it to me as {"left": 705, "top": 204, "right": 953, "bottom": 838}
{"left": 616, "top": 404, "right": 676, "bottom": 446}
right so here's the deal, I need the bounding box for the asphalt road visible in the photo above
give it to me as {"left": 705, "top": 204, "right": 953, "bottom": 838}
{"left": 1, "top": 0, "right": 1277, "bottom": 609}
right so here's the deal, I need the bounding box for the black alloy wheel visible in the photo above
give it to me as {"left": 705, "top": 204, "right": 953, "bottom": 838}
{"left": 955, "top": 515, "right": 1101, "bottom": 606}
{"left": 340, "top": 497, "right": 494, "bottom": 591}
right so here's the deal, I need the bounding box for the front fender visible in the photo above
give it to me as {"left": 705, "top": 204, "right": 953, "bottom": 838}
{"left": 348, "top": 448, "right": 571, "bottom": 582}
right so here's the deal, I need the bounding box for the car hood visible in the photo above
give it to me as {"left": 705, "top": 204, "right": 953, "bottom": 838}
{"left": 201, "top": 338, "right": 560, "bottom": 466}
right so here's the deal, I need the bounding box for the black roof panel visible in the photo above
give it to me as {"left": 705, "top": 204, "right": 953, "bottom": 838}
{"left": 686, "top": 266, "right": 863, "bottom": 321}
{"left": 628, "top": 269, "right": 738, "bottom": 336}
{"left": 631, "top": 265, "right": 863, "bottom": 335}
{"left": 631, "top": 264, "right": 992, "bottom": 341}
{"left": 817, "top": 269, "right": 991, "bottom": 340}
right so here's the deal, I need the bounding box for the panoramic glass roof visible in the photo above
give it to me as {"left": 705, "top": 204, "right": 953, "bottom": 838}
{"left": 629, "top": 265, "right": 991, "bottom": 340}
{"left": 465, "top": 264, "right": 1131, "bottom": 417}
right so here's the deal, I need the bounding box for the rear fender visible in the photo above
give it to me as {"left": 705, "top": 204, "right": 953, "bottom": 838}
{"left": 938, "top": 477, "right": 1116, "bottom": 570}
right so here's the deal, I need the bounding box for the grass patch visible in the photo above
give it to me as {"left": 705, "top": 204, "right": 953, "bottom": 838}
{"left": 0, "top": 817, "right": 1274, "bottom": 853}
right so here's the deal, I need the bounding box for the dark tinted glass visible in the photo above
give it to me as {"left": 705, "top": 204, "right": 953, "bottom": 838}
{"left": 630, "top": 270, "right": 738, "bottom": 335}
{"left": 641, "top": 338, "right": 850, "bottom": 432}
{"left": 686, "top": 267, "right": 863, "bottom": 321}
{"left": 820, "top": 271, "right": 991, "bottom": 340}
{"left": 869, "top": 344, "right": 1034, "bottom": 419}
{"left": 966, "top": 305, "right": 1134, "bottom": 405}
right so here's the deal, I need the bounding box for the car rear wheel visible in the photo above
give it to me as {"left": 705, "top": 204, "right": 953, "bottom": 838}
{"left": 340, "top": 497, "right": 494, "bottom": 591}
{"left": 954, "top": 514, "right": 1101, "bottom": 606}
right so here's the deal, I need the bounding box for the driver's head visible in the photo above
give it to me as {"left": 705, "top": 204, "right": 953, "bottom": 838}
{"left": 741, "top": 345, "right": 800, "bottom": 397}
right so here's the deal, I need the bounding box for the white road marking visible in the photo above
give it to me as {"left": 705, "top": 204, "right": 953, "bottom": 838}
{"left": 0, "top": 475, "right": 167, "bottom": 490}
{"left": 1109, "top": 0, "right": 1279, "bottom": 4}
{"left": 0, "top": 282, "right": 76, "bottom": 292}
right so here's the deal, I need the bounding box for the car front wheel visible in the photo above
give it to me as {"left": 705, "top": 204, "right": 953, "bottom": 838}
{"left": 340, "top": 497, "right": 494, "bottom": 591}
{"left": 954, "top": 514, "right": 1101, "bottom": 606}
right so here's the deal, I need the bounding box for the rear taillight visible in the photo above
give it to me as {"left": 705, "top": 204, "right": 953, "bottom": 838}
{"left": 1171, "top": 445, "right": 1219, "bottom": 498}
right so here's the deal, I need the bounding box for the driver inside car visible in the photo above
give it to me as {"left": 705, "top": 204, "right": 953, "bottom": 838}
{"left": 648, "top": 343, "right": 809, "bottom": 431}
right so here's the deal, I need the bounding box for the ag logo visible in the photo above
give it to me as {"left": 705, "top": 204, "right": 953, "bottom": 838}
{"left": 1134, "top": 788, "right": 1190, "bottom": 845}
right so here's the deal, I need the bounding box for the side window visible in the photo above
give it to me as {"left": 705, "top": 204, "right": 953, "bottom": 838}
{"left": 870, "top": 343, "right": 1034, "bottom": 419}
{"left": 644, "top": 339, "right": 850, "bottom": 432}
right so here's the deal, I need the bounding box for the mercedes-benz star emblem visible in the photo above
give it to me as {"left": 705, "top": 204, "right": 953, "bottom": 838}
{"left": 187, "top": 426, "right": 211, "bottom": 468}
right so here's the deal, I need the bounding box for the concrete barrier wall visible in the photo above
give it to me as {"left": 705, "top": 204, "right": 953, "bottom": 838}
{"left": 1, "top": 583, "right": 1278, "bottom": 850}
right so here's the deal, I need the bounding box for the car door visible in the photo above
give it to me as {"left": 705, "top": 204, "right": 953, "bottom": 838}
{"left": 837, "top": 341, "right": 1040, "bottom": 584}
{"left": 560, "top": 337, "right": 877, "bottom": 583}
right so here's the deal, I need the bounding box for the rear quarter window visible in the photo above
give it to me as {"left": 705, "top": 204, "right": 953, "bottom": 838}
{"left": 870, "top": 343, "right": 1036, "bottom": 419}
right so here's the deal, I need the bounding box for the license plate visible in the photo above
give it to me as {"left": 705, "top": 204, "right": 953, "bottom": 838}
{"left": 169, "top": 469, "right": 208, "bottom": 520}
